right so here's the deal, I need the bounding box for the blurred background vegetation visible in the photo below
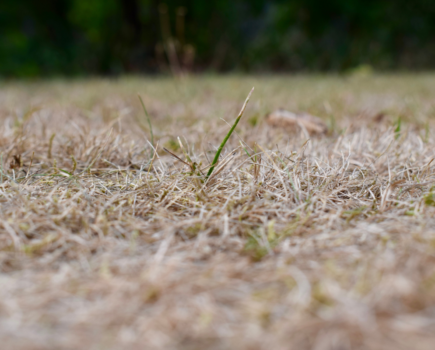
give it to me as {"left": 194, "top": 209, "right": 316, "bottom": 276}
{"left": 1, "top": 0, "right": 435, "bottom": 77}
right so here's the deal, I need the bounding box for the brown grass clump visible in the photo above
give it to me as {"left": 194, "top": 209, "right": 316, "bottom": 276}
{"left": 1, "top": 75, "right": 435, "bottom": 349}
{"left": 266, "top": 109, "right": 328, "bottom": 135}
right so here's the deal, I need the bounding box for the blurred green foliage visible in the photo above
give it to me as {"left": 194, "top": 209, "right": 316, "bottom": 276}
{"left": 1, "top": 0, "right": 435, "bottom": 77}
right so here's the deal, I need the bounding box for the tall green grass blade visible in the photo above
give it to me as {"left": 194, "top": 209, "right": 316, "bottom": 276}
{"left": 206, "top": 87, "right": 254, "bottom": 179}
{"left": 138, "top": 95, "right": 154, "bottom": 147}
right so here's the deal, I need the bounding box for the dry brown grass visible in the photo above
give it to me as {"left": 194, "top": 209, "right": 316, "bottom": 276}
{"left": 1, "top": 74, "right": 435, "bottom": 349}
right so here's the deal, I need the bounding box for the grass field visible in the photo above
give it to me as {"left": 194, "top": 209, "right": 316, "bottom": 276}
{"left": 1, "top": 74, "right": 435, "bottom": 349}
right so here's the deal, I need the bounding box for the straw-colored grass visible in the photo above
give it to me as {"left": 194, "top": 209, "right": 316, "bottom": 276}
{"left": 1, "top": 74, "right": 435, "bottom": 349}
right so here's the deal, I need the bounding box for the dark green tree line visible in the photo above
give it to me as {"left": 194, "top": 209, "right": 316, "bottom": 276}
{"left": 1, "top": 0, "right": 435, "bottom": 76}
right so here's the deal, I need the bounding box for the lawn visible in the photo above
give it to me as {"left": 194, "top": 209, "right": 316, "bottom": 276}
{"left": 1, "top": 74, "right": 435, "bottom": 349}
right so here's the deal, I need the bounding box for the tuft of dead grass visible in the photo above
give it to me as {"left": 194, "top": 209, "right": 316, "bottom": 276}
{"left": 1, "top": 75, "right": 435, "bottom": 349}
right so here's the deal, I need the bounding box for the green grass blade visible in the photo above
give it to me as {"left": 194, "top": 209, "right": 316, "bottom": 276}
{"left": 394, "top": 117, "right": 401, "bottom": 140}
{"left": 206, "top": 87, "right": 254, "bottom": 179}
{"left": 138, "top": 94, "right": 154, "bottom": 147}
{"left": 0, "top": 153, "right": 3, "bottom": 184}
{"left": 240, "top": 140, "right": 252, "bottom": 158}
